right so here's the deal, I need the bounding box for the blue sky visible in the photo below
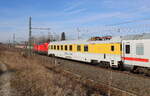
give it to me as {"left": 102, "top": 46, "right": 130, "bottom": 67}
{"left": 1, "top": 0, "right": 150, "bottom": 42}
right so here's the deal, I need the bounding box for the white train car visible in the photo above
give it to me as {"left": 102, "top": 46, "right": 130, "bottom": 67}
{"left": 122, "top": 36, "right": 150, "bottom": 72}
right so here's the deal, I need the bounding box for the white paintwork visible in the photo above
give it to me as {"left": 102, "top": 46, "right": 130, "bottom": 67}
{"left": 48, "top": 50, "right": 121, "bottom": 65}
{"left": 122, "top": 39, "right": 150, "bottom": 68}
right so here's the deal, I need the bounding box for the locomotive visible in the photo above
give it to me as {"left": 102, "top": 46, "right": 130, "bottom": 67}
{"left": 33, "top": 42, "right": 49, "bottom": 55}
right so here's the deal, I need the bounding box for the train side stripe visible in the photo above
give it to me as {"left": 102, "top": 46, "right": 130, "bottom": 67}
{"left": 122, "top": 57, "right": 149, "bottom": 62}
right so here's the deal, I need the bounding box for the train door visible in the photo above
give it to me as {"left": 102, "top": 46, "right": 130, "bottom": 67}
{"left": 122, "top": 41, "right": 133, "bottom": 68}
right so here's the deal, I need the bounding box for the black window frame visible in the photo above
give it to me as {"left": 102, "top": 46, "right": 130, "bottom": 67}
{"left": 61, "top": 45, "right": 63, "bottom": 50}
{"left": 57, "top": 45, "right": 59, "bottom": 50}
{"left": 54, "top": 45, "right": 56, "bottom": 50}
{"left": 69, "top": 45, "right": 72, "bottom": 51}
{"left": 77, "top": 45, "right": 81, "bottom": 51}
{"left": 111, "top": 45, "right": 115, "bottom": 51}
{"left": 84, "top": 45, "right": 88, "bottom": 52}
{"left": 65, "top": 45, "right": 68, "bottom": 50}
{"left": 125, "top": 45, "right": 130, "bottom": 54}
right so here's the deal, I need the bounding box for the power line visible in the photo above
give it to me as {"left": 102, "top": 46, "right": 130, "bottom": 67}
{"left": 105, "top": 17, "right": 150, "bottom": 26}
{"left": 32, "top": 28, "right": 50, "bottom": 30}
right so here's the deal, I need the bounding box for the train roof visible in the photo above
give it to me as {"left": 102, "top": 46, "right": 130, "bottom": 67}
{"left": 49, "top": 33, "right": 150, "bottom": 45}
{"left": 122, "top": 33, "right": 150, "bottom": 40}
{"left": 49, "top": 37, "right": 121, "bottom": 45}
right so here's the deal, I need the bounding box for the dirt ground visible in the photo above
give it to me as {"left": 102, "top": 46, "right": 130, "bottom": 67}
{"left": 0, "top": 47, "right": 102, "bottom": 96}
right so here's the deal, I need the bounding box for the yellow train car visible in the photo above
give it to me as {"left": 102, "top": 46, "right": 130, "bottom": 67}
{"left": 48, "top": 37, "right": 122, "bottom": 68}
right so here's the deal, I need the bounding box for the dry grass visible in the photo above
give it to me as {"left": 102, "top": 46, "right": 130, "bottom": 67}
{"left": 0, "top": 47, "right": 102, "bottom": 96}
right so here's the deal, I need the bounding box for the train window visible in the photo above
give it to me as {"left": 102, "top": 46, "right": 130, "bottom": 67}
{"left": 54, "top": 45, "right": 56, "bottom": 50}
{"left": 125, "top": 45, "right": 130, "bottom": 54}
{"left": 77, "top": 45, "right": 81, "bottom": 51}
{"left": 136, "top": 43, "right": 144, "bottom": 55}
{"left": 57, "top": 45, "right": 59, "bottom": 50}
{"left": 65, "top": 45, "right": 68, "bottom": 50}
{"left": 111, "top": 46, "right": 115, "bottom": 51}
{"left": 69, "top": 45, "right": 72, "bottom": 51}
{"left": 51, "top": 45, "right": 53, "bottom": 49}
{"left": 84, "top": 45, "right": 88, "bottom": 52}
{"left": 61, "top": 45, "right": 63, "bottom": 50}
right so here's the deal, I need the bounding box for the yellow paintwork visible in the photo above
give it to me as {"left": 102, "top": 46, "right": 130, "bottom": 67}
{"left": 49, "top": 43, "right": 121, "bottom": 55}
{"left": 72, "top": 44, "right": 76, "bottom": 52}
{"left": 89, "top": 43, "right": 121, "bottom": 55}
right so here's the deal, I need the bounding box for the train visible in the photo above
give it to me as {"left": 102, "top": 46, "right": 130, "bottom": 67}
{"left": 47, "top": 33, "right": 150, "bottom": 75}
{"left": 33, "top": 42, "right": 49, "bottom": 55}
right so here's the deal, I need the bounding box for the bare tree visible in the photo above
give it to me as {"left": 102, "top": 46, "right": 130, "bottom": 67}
{"left": 61, "top": 32, "right": 66, "bottom": 41}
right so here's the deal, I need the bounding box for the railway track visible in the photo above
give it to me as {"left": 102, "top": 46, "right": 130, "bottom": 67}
{"left": 37, "top": 55, "right": 150, "bottom": 96}
{"left": 42, "top": 55, "right": 150, "bottom": 79}
{"left": 44, "top": 62, "right": 137, "bottom": 96}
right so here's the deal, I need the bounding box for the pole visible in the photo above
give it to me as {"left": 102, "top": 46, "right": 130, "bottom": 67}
{"left": 13, "top": 33, "right": 15, "bottom": 47}
{"left": 108, "top": 69, "right": 112, "bottom": 96}
{"left": 28, "top": 16, "right": 50, "bottom": 56}
{"left": 29, "top": 16, "right": 32, "bottom": 56}
{"left": 8, "top": 40, "right": 10, "bottom": 48}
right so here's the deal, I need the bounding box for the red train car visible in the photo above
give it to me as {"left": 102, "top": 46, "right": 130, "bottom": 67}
{"left": 33, "top": 42, "right": 49, "bottom": 55}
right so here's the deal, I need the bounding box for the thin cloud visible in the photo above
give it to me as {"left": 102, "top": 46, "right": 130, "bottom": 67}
{"left": 63, "top": 0, "right": 84, "bottom": 12}
{"left": 64, "top": 4, "right": 80, "bottom": 12}
{"left": 67, "top": 8, "right": 86, "bottom": 15}
{"left": 33, "top": 8, "right": 86, "bottom": 18}
{"left": 66, "top": 12, "right": 121, "bottom": 24}
{"left": 138, "top": 6, "right": 150, "bottom": 13}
